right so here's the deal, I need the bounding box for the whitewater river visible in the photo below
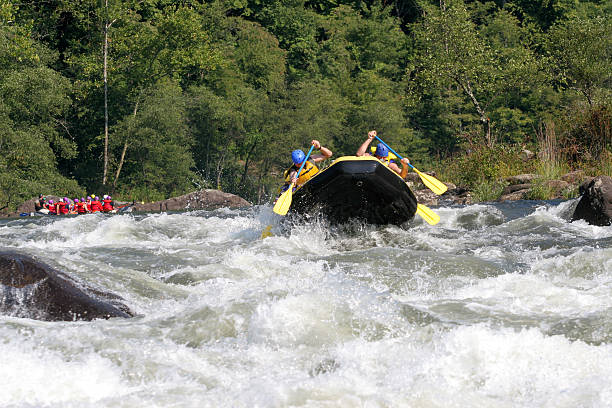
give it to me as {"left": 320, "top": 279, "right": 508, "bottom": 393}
{"left": 1, "top": 200, "right": 611, "bottom": 407}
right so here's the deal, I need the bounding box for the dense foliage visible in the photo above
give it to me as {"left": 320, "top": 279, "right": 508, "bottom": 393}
{"left": 1, "top": 0, "right": 610, "bottom": 210}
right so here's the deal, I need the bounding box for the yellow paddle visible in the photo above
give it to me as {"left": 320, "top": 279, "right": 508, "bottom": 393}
{"left": 260, "top": 225, "right": 273, "bottom": 239}
{"left": 416, "top": 203, "right": 440, "bottom": 225}
{"left": 374, "top": 136, "right": 448, "bottom": 195}
{"left": 273, "top": 144, "right": 315, "bottom": 216}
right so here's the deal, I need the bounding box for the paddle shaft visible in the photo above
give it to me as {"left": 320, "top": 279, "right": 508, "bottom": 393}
{"left": 272, "top": 144, "right": 316, "bottom": 216}
{"left": 374, "top": 136, "right": 415, "bottom": 170}
{"left": 295, "top": 144, "right": 316, "bottom": 180}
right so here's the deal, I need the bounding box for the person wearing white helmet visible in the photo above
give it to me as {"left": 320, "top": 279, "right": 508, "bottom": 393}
{"left": 102, "top": 195, "right": 114, "bottom": 212}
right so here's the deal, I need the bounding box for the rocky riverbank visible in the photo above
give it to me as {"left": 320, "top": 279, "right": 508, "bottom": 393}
{"left": 128, "top": 189, "right": 251, "bottom": 212}
{"left": 410, "top": 170, "right": 611, "bottom": 226}
{"left": 5, "top": 175, "right": 611, "bottom": 226}
{"left": 410, "top": 170, "right": 593, "bottom": 207}
{"left": 4, "top": 189, "right": 251, "bottom": 218}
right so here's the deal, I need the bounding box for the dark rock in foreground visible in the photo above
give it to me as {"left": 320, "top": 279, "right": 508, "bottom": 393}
{"left": 571, "top": 176, "right": 612, "bottom": 226}
{"left": 130, "top": 189, "right": 251, "bottom": 213}
{"left": 0, "top": 252, "right": 134, "bottom": 321}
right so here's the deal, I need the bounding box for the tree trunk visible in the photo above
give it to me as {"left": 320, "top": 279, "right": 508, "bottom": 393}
{"left": 112, "top": 101, "right": 139, "bottom": 192}
{"left": 216, "top": 150, "right": 227, "bottom": 191}
{"left": 240, "top": 141, "right": 257, "bottom": 188}
{"left": 257, "top": 159, "right": 269, "bottom": 205}
{"left": 102, "top": 6, "right": 116, "bottom": 186}
{"left": 205, "top": 134, "right": 211, "bottom": 181}
{"left": 102, "top": 1, "right": 109, "bottom": 185}
{"left": 111, "top": 140, "right": 128, "bottom": 194}
{"left": 458, "top": 78, "right": 492, "bottom": 147}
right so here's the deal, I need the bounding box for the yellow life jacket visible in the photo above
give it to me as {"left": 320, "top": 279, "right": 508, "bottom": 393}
{"left": 377, "top": 155, "right": 391, "bottom": 166}
{"left": 284, "top": 160, "right": 319, "bottom": 187}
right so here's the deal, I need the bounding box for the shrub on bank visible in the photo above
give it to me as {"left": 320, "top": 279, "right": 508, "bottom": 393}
{"left": 436, "top": 145, "right": 611, "bottom": 202}
{"left": 436, "top": 145, "right": 531, "bottom": 201}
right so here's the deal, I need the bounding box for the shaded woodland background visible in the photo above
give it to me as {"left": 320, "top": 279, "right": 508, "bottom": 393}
{"left": 1, "top": 0, "right": 610, "bottom": 212}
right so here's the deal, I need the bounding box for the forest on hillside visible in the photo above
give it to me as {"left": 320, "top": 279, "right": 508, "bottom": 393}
{"left": 1, "top": 0, "right": 610, "bottom": 211}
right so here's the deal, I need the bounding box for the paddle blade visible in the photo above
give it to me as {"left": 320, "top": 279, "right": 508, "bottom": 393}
{"left": 273, "top": 185, "right": 294, "bottom": 216}
{"left": 416, "top": 203, "right": 440, "bottom": 225}
{"left": 261, "top": 225, "right": 273, "bottom": 239}
{"left": 413, "top": 168, "right": 448, "bottom": 195}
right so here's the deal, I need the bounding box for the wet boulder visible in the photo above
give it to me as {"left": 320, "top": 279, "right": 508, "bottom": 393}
{"left": 0, "top": 252, "right": 133, "bottom": 321}
{"left": 131, "top": 189, "right": 251, "bottom": 212}
{"left": 561, "top": 170, "right": 588, "bottom": 185}
{"left": 520, "top": 149, "right": 535, "bottom": 161}
{"left": 506, "top": 174, "right": 538, "bottom": 185}
{"left": 571, "top": 176, "right": 612, "bottom": 226}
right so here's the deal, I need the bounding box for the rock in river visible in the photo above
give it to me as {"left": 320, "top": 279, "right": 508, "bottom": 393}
{"left": 131, "top": 189, "right": 251, "bottom": 213}
{"left": 571, "top": 175, "right": 612, "bottom": 226}
{"left": 0, "top": 252, "right": 134, "bottom": 321}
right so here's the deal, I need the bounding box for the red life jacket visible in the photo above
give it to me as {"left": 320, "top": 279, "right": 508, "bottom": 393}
{"left": 90, "top": 201, "right": 102, "bottom": 212}
{"left": 57, "top": 202, "right": 68, "bottom": 214}
{"left": 102, "top": 199, "right": 114, "bottom": 212}
{"left": 76, "top": 202, "right": 87, "bottom": 214}
{"left": 48, "top": 204, "right": 56, "bottom": 214}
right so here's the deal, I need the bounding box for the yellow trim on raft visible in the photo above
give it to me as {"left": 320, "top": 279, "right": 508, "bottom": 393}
{"left": 328, "top": 156, "right": 406, "bottom": 181}
{"left": 293, "top": 155, "right": 407, "bottom": 193}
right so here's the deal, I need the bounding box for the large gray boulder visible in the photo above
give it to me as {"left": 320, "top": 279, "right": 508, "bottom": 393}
{"left": 0, "top": 252, "right": 134, "bottom": 321}
{"left": 506, "top": 174, "right": 538, "bottom": 185}
{"left": 131, "top": 189, "right": 251, "bottom": 212}
{"left": 571, "top": 176, "right": 612, "bottom": 226}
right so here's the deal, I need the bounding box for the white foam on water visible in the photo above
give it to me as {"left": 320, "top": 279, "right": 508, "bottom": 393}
{"left": 435, "top": 204, "right": 505, "bottom": 229}
{"left": 531, "top": 247, "right": 612, "bottom": 282}
{"left": 450, "top": 272, "right": 612, "bottom": 319}
{"left": 1, "top": 203, "right": 611, "bottom": 407}
{"left": 247, "top": 292, "right": 356, "bottom": 347}
{"left": 0, "top": 330, "right": 130, "bottom": 406}
{"left": 418, "top": 324, "right": 612, "bottom": 407}
{"left": 10, "top": 211, "right": 273, "bottom": 253}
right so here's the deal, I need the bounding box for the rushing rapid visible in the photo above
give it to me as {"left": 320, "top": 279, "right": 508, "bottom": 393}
{"left": 1, "top": 200, "right": 611, "bottom": 407}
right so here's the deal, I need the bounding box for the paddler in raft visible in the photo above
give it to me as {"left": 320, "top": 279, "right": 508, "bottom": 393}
{"left": 34, "top": 194, "right": 50, "bottom": 214}
{"left": 356, "top": 130, "right": 410, "bottom": 179}
{"left": 281, "top": 140, "right": 333, "bottom": 192}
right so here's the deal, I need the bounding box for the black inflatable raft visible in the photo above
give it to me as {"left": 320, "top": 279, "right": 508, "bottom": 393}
{"left": 289, "top": 156, "right": 418, "bottom": 225}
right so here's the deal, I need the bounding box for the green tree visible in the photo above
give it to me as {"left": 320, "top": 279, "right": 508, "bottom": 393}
{"left": 0, "top": 5, "right": 82, "bottom": 211}
{"left": 409, "top": 0, "right": 542, "bottom": 148}
{"left": 64, "top": 2, "right": 224, "bottom": 191}
{"left": 256, "top": 0, "right": 323, "bottom": 80}
{"left": 110, "top": 79, "right": 195, "bottom": 199}
{"left": 232, "top": 19, "right": 287, "bottom": 93}
{"left": 545, "top": 14, "right": 612, "bottom": 107}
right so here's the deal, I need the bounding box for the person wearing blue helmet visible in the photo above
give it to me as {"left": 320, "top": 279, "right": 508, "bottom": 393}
{"left": 283, "top": 139, "right": 332, "bottom": 190}
{"left": 356, "top": 130, "right": 409, "bottom": 179}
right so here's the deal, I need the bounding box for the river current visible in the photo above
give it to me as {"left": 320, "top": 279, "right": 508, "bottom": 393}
{"left": 1, "top": 199, "right": 611, "bottom": 407}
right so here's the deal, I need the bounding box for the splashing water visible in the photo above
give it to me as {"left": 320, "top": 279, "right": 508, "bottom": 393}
{"left": 1, "top": 200, "right": 611, "bottom": 407}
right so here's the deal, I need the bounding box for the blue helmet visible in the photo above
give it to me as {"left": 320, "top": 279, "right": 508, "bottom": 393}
{"left": 292, "top": 149, "right": 305, "bottom": 164}
{"left": 375, "top": 143, "right": 389, "bottom": 158}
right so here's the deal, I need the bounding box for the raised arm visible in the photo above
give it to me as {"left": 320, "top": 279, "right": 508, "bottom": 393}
{"left": 356, "top": 130, "right": 376, "bottom": 156}
{"left": 310, "top": 139, "right": 333, "bottom": 163}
